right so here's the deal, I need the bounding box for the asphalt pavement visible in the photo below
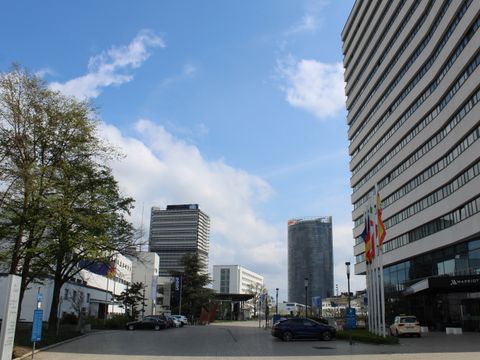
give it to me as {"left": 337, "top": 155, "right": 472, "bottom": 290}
{"left": 28, "top": 321, "right": 480, "bottom": 360}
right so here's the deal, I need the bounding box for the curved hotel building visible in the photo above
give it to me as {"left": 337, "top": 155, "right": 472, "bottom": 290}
{"left": 288, "top": 217, "right": 333, "bottom": 307}
{"left": 343, "top": 1, "right": 480, "bottom": 330}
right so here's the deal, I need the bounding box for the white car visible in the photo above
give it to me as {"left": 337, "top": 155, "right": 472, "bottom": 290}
{"left": 390, "top": 315, "right": 421, "bottom": 337}
{"left": 171, "top": 318, "right": 182, "bottom": 328}
{"left": 172, "top": 314, "right": 189, "bottom": 325}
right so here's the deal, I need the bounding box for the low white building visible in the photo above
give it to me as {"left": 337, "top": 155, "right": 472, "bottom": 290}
{"left": 130, "top": 251, "right": 160, "bottom": 316}
{"left": 0, "top": 252, "right": 162, "bottom": 322}
{"left": 212, "top": 265, "right": 263, "bottom": 294}
{"left": 212, "top": 265, "right": 264, "bottom": 319}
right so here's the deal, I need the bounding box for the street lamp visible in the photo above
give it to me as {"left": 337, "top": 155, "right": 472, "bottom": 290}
{"left": 345, "top": 261, "right": 352, "bottom": 345}
{"left": 275, "top": 288, "right": 279, "bottom": 315}
{"left": 345, "top": 262, "right": 351, "bottom": 310}
{"left": 304, "top": 277, "right": 308, "bottom": 318}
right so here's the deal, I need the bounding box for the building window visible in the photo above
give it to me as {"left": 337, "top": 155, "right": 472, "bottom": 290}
{"left": 220, "top": 268, "right": 230, "bottom": 293}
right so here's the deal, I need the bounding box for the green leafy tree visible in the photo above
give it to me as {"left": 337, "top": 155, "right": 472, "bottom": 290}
{"left": 246, "top": 282, "right": 267, "bottom": 317}
{"left": 116, "top": 282, "right": 145, "bottom": 319}
{"left": 0, "top": 65, "right": 137, "bottom": 328}
{"left": 0, "top": 65, "right": 84, "bottom": 312}
{"left": 171, "top": 253, "right": 213, "bottom": 319}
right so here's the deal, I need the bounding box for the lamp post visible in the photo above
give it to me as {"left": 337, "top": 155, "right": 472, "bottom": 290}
{"left": 345, "top": 261, "right": 352, "bottom": 345}
{"left": 275, "top": 288, "right": 279, "bottom": 315}
{"left": 304, "top": 277, "right": 308, "bottom": 318}
{"left": 345, "top": 262, "right": 351, "bottom": 310}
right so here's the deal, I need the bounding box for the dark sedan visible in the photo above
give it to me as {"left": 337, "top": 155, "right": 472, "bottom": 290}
{"left": 126, "top": 316, "right": 166, "bottom": 331}
{"left": 271, "top": 318, "right": 336, "bottom": 341}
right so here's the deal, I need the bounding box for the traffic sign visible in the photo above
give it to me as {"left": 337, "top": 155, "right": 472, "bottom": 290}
{"left": 346, "top": 307, "right": 356, "bottom": 329}
{"left": 31, "top": 309, "right": 43, "bottom": 342}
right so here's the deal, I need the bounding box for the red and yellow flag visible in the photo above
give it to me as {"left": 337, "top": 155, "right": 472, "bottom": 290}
{"left": 376, "top": 192, "right": 386, "bottom": 249}
{"left": 361, "top": 212, "right": 375, "bottom": 263}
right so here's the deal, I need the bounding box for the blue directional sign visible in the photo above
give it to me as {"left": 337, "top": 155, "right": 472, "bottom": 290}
{"left": 31, "top": 309, "right": 43, "bottom": 342}
{"left": 346, "top": 307, "right": 357, "bottom": 329}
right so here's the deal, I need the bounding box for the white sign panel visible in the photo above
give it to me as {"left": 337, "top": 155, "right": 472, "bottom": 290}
{"left": 1, "top": 274, "right": 21, "bottom": 360}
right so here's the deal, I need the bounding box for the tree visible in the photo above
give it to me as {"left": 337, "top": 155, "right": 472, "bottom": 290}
{"left": 246, "top": 282, "right": 266, "bottom": 317}
{"left": 0, "top": 65, "right": 81, "bottom": 313}
{"left": 116, "top": 282, "right": 145, "bottom": 319}
{"left": 0, "top": 65, "right": 137, "bottom": 328}
{"left": 171, "top": 253, "right": 213, "bottom": 319}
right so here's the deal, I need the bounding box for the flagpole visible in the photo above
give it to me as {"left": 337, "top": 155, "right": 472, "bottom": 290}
{"left": 372, "top": 253, "right": 378, "bottom": 335}
{"left": 367, "top": 221, "right": 374, "bottom": 333}
{"left": 374, "top": 184, "right": 386, "bottom": 337}
{"left": 363, "top": 207, "right": 373, "bottom": 333}
{"left": 370, "top": 197, "right": 378, "bottom": 335}
{"left": 105, "top": 276, "right": 109, "bottom": 324}
{"left": 374, "top": 190, "right": 383, "bottom": 336}
{"left": 379, "top": 247, "right": 386, "bottom": 336}
{"left": 367, "top": 260, "right": 373, "bottom": 332}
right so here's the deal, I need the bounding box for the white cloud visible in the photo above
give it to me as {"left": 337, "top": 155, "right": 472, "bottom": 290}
{"left": 183, "top": 64, "right": 197, "bottom": 76}
{"left": 100, "top": 120, "right": 363, "bottom": 297}
{"left": 287, "top": 14, "right": 319, "bottom": 35}
{"left": 277, "top": 57, "right": 346, "bottom": 120}
{"left": 333, "top": 223, "right": 365, "bottom": 293}
{"left": 99, "top": 120, "right": 286, "bottom": 289}
{"left": 50, "top": 29, "right": 164, "bottom": 99}
{"left": 35, "top": 67, "right": 56, "bottom": 78}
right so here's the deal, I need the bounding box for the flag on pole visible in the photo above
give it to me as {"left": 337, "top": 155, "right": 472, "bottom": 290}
{"left": 361, "top": 214, "right": 373, "bottom": 263}
{"left": 367, "top": 205, "right": 376, "bottom": 263}
{"left": 107, "top": 260, "right": 116, "bottom": 279}
{"left": 376, "top": 192, "right": 386, "bottom": 249}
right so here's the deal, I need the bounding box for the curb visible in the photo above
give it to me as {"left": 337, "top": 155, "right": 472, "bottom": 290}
{"left": 14, "top": 331, "right": 109, "bottom": 360}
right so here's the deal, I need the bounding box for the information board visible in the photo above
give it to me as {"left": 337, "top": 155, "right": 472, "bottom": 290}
{"left": 0, "top": 274, "right": 21, "bottom": 360}
{"left": 31, "top": 309, "right": 43, "bottom": 342}
{"left": 346, "top": 307, "right": 357, "bottom": 329}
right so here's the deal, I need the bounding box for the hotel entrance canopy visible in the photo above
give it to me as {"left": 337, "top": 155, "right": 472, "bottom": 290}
{"left": 213, "top": 293, "right": 254, "bottom": 302}
{"left": 404, "top": 274, "right": 480, "bottom": 296}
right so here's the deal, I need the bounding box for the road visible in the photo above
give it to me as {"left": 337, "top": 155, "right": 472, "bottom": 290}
{"left": 31, "top": 321, "right": 480, "bottom": 360}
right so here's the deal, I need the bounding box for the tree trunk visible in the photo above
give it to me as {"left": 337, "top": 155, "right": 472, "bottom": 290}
{"left": 48, "top": 267, "right": 63, "bottom": 330}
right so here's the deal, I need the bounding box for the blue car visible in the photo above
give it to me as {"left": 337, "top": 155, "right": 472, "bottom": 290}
{"left": 271, "top": 318, "right": 336, "bottom": 341}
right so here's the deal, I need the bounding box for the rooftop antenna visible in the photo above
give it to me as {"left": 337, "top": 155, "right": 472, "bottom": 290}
{"left": 140, "top": 202, "right": 144, "bottom": 252}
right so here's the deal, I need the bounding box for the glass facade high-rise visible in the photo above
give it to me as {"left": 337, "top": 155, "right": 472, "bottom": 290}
{"left": 288, "top": 217, "right": 333, "bottom": 306}
{"left": 343, "top": 0, "right": 480, "bottom": 330}
{"left": 149, "top": 204, "right": 210, "bottom": 277}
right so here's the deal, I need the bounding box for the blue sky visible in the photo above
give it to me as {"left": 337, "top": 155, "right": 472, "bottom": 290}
{"left": 1, "top": 0, "right": 360, "bottom": 300}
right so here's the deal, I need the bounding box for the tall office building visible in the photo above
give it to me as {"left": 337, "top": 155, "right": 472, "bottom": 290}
{"left": 343, "top": 1, "right": 480, "bottom": 330}
{"left": 288, "top": 217, "right": 333, "bottom": 306}
{"left": 149, "top": 204, "right": 210, "bottom": 276}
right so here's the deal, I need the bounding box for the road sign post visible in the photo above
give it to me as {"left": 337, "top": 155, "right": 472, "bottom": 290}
{"left": 346, "top": 307, "right": 357, "bottom": 329}
{"left": 31, "top": 309, "right": 43, "bottom": 359}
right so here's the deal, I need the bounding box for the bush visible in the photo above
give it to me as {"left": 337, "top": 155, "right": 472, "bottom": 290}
{"left": 89, "top": 314, "right": 131, "bottom": 329}
{"left": 106, "top": 314, "right": 130, "bottom": 329}
{"left": 61, "top": 313, "right": 78, "bottom": 325}
{"left": 337, "top": 329, "right": 399, "bottom": 344}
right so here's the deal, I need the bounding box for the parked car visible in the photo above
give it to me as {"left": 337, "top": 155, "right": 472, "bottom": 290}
{"left": 172, "top": 315, "right": 189, "bottom": 325}
{"left": 126, "top": 316, "right": 166, "bottom": 331}
{"left": 271, "top": 318, "right": 336, "bottom": 341}
{"left": 149, "top": 314, "right": 174, "bottom": 328}
{"left": 165, "top": 314, "right": 182, "bottom": 327}
{"left": 390, "top": 315, "right": 421, "bottom": 337}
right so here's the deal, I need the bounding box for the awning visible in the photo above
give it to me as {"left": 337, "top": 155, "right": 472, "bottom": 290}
{"left": 89, "top": 298, "right": 114, "bottom": 304}
{"left": 404, "top": 274, "right": 480, "bottom": 296}
{"left": 213, "top": 293, "right": 254, "bottom": 302}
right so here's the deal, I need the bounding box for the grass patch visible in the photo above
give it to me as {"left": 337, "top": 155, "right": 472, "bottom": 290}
{"left": 13, "top": 324, "right": 82, "bottom": 358}
{"left": 337, "top": 329, "right": 399, "bottom": 345}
